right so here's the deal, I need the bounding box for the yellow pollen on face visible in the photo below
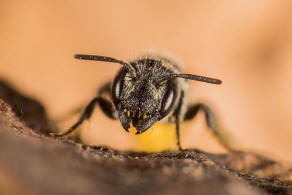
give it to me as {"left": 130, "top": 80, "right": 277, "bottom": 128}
{"left": 127, "top": 111, "right": 131, "bottom": 117}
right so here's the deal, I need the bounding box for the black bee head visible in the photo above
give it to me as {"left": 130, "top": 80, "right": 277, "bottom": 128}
{"left": 112, "top": 66, "right": 180, "bottom": 134}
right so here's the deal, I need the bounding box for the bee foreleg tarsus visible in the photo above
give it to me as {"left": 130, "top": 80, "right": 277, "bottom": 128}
{"left": 184, "top": 103, "right": 234, "bottom": 152}
{"left": 174, "top": 92, "right": 184, "bottom": 151}
{"left": 50, "top": 96, "right": 118, "bottom": 137}
{"left": 175, "top": 117, "right": 183, "bottom": 151}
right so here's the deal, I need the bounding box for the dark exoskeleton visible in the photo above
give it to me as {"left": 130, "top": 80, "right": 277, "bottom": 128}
{"left": 51, "top": 54, "right": 233, "bottom": 151}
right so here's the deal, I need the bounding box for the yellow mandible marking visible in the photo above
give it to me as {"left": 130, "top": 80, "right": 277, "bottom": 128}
{"left": 143, "top": 114, "right": 148, "bottom": 119}
{"left": 129, "top": 122, "right": 138, "bottom": 134}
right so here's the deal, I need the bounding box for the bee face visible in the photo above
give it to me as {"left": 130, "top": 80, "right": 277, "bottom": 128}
{"left": 112, "top": 62, "right": 181, "bottom": 134}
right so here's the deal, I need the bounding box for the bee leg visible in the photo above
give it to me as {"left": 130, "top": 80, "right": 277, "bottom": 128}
{"left": 184, "top": 103, "right": 234, "bottom": 152}
{"left": 97, "top": 81, "right": 111, "bottom": 96}
{"left": 51, "top": 82, "right": 118, "bottom": 138}
{"left": 54, "top": 105, "right": 84, "bottom": 124}
{"left": 51, "top": 96, "right": 118, "bottom": 137}
{"left": 54, "top": 82, "right": 113, "bottom": 124}
{"left": 174, "top": 92, "right": 184, "bottom": 151}
{"left": 175, "top": 116, "right": 183, "bottom": 151}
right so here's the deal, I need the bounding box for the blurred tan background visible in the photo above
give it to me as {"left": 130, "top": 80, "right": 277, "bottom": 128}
{"left": 0, "top": 1, "right": 292, "bottom": 161}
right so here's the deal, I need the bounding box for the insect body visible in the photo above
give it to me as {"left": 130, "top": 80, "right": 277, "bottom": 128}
{"left": 52, "top": 54, "right": 231, "bottom": 151}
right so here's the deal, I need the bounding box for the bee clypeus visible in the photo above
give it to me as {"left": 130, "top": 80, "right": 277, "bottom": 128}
{"left": 51, "top": 54, "right": 231, "bottom": 151}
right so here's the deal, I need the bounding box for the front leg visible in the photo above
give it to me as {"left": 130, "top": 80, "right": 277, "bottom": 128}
{"left": 51, "top": 82, "right": 118, "bottom": 137}
{"left": 173, "top": 92, "right": 184, "bottom": 151}
{"left": 51, "top": 96, "right": 118, "bottom": 137}
{"left": 184, "top": 103, "right": 234, "bottom": 151}
{"left": 55, "top": 82, "right": 114, "bottom": 124}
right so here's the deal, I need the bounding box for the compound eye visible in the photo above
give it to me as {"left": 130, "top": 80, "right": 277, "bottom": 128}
{"left": 112, "top": 68, "right": 127, "bottom": 107}
{"left": 160, "top": 80, "right": 179, "bottom": 118}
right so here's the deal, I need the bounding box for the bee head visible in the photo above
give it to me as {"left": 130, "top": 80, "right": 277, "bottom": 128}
{"left": 111, "top": 66, "right": 181, "bottom": 134}
{"left": 74, "top": 54, "right": 222, "bottom": 134}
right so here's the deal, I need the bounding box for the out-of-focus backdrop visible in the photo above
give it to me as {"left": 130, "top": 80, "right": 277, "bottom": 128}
{"left": 1, "top": 1, "right": 292, "bottom": 161}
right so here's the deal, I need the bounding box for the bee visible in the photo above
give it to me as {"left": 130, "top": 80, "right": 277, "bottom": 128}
{"left": 51, "top": 53, "right": 232, "bottom": 151}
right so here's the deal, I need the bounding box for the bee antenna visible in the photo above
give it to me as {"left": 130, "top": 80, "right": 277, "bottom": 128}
{"left": 159, "top": 73, "right": 222, "bottom": 85}
{"left": 74, "top": 54, "right": 136, "bottom": 74}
